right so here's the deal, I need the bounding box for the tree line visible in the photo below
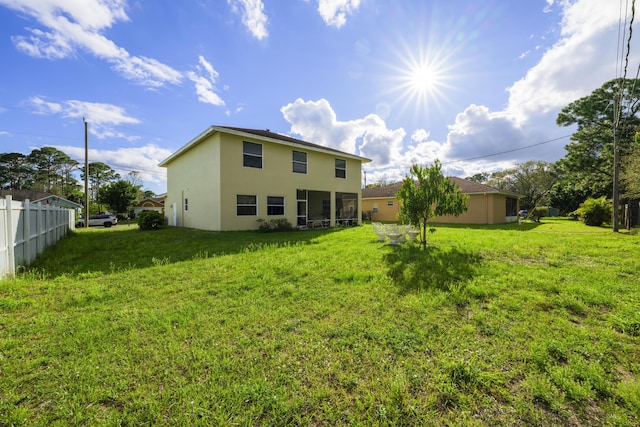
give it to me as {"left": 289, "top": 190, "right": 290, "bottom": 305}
{"left": 0, "top": 146, "right": 155, "bottom": 215}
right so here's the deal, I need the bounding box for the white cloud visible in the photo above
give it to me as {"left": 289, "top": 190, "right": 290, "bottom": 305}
{"left": 280, "top": 97, "right": 532, "bottom": 186}
{"left": 227, "top": 0, "right": 268, "bottom": 40}
{"left": 446, "top": 105, "right": 525, "bottom": 160}
{"left": 543, "top": 0, "right": 556, "bottom": 13}
{"left": 26, "top": 96, "right": 140, "bottom": 140}
{"left": 281, "top": 98, "right": 405, "bottom": 164}
{"left": 54, "top": 143, "right": 171, "bottom": 189}
{"left": 317, "top": 0, "right": 361, "bottom": 28}
{"left": 1, "top": 0, "right": 182, "bottom": 87}
{"left": 507, "top": 0, "right": 629, "bottom": 124}
{"left": 28, "top": 96, "right": 63, "bottom": 115}
{"left": 187, "top": 56, "right": 225, "bottom": 106}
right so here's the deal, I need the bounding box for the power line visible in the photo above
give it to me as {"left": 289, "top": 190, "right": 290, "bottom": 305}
{"left": 443, "top": 134, "right": 571, "bottom": 165}
{"left": 617, "top": 0, "right": 630, "bottom": 79}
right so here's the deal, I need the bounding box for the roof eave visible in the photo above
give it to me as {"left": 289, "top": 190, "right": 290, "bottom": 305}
{"left": 158, "top": 126, "right": 216, "bottom": 167}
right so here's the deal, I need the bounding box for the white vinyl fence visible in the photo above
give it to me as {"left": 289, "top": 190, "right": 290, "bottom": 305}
{"left": 0, "top": 195, "right": 74, "bottom": 278}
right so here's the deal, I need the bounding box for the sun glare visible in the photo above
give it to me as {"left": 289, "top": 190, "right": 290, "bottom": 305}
{"left": 409, "top": 64, "right": 441, "bottom": 94}
{"left": 384, "top": 37, "right": 461, "bottom": 120}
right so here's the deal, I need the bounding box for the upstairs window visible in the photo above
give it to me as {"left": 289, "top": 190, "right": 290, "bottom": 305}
{"left": 243, "top": 141, "right": 262, "bottom": 169}
{"left": 335, "top": 159, "right": 346, "bottom": 179}
{"left": 267, "top": 196, "right": 285, "bottom": 215}
{"left": 293, "top": 150, "right": 307, "bottom": 174}
{"left": 237, "top": 195, "right": 257, "bottom": 216}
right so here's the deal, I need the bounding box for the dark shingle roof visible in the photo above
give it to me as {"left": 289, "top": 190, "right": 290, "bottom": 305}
{"left": 362, "top": 177, "right": 519, "bottom": 198}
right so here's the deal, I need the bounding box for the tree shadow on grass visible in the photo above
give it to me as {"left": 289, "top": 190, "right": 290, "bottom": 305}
{"left": 383, "top": 243, "right": 482, "bottom": 294}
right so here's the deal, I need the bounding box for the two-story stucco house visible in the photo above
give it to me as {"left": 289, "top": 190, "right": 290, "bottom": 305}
{"left": 159, "top": 126, "right": 371, "bottom": 231}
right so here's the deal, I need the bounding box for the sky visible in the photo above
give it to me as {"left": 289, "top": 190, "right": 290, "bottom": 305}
{"left": 0, "top": 0, "right": 638, "bottom": 195}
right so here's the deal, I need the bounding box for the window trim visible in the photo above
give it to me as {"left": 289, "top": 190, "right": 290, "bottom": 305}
{"left": 292, "top": 150, "right": 307, "bottom": 174}
{"left": 243, "top": 141, "right": 263, "bottom": 169}
{"left": 267, "top": 196, "right": 285, "bottom": 216}
{"left": 236, "top": 194, "right": 258, "bottom": 216}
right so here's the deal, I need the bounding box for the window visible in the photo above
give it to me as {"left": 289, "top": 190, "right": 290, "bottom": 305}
{"left": 243, "top": 141, "right": 262, "bottom": 168}
{"left": 237, "top": 195, "right": 257, "bottom": 216}
{"left": 506, "top": 197, "right": 517, "bottom": 217}
{"left": 293, "top": 151, "right": 307, "bottom": 174}
{"left": 372, "top": 207, "right": 379, "bottom": 213}
{"left": 335, "top": 159, "right": 346, "bottom": 178}
{"left": 184, "top": 198, "right": 188, "bottom": 211}
{"left": 387, "top": 201, "right": 394, "bottom": 206}
{"left": 267, "top": 196, "right": 285, "bottom": 215}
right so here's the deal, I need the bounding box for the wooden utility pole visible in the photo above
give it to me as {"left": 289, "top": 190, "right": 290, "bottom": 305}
{"left": 84, "top": 119, "right": 89, "bottom": 228}
{"left": 612, "top": 94, "right": 620, "bottom": 232}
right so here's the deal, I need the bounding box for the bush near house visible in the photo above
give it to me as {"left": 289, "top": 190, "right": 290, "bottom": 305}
{"left": 572, "top": 196, "right": 612, "bottom": 226}
{"left": 137, "top": 210, "right": 165, "bottom": 230}
{"left": 256, "top": 218, "right": 294, "bottom": 232}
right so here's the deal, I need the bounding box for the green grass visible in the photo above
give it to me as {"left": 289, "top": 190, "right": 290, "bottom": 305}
{"left": 1, "top": 219, "right": 639, "bottom": 426}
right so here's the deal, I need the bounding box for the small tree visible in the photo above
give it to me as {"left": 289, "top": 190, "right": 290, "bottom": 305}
{"left": 396, "top": 161, "right": 468, "bottom": 249}
{"left": 98, "top": 180, "right": 139, "bottom": 216}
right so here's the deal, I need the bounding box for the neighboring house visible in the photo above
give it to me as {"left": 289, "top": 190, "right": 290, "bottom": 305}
{"left": 362, "top": 178, "right": 520, "bottom": 225}
{"left": 159, "top": 126, "right": 371, "bottom": 231}
{"left": 33, "top": 195, "right": 83, "bottom": 211}
{"left": 132, "top": 196, "right": 165, "bottom": 217}
{"left": 1, "top": 190, "right": 82, "bottom": 212}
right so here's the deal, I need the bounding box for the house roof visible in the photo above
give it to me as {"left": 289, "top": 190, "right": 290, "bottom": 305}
{"left": 33, "top": 195, "right": 84, "bottom": 209}
{"left": 362, "top": 177, "right": 520, "bottom": 199}
{"left": 135, "top": 197, "right": 165, "bottom": 207}
{"left": 1, "top": 189, "right": 50, "bottom": 201}
{"left": 159, "top": 125, "right": 371, "bottom": 167}
{"left": 0, "top": 190, "right": 83, "bottom": 209}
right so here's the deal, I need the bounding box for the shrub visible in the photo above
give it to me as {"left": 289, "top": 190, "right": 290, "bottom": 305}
{"left": 137, "top": 210, "right": 166, "bottom": 230}
{"left": 530, "top": 207, "right": 549, "bottom": 222}
{"left": 571, "top": 196, "right": 612, "bottom": 226}
{"left": 256, "top": 218, "right": 294, "bottom": 232}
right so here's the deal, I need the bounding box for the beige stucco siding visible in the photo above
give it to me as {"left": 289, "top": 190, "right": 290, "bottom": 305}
{"left": 165, "top": 133, "right": 222, "bottom": 230}
{"left": 362, "top": 197, "right": 401, "bottom": 222}
{"left": 363, "top": 193, "right": 513, "bottom": 225}
{"left": 213, "top": 133, "right": 362, "bottom": 230}
{"left": 431, "top": 194, "right": 509, "bottom": 224}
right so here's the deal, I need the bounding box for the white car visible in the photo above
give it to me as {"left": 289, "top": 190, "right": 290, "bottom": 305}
{"left": 77, "top": 214, "right": 118, "bottom": 228}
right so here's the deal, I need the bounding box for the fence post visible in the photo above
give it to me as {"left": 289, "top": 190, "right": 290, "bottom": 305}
{"left": 5, "top": 195, "right": 15, "bottom": 276}
{"left": 25, "top": 199, "right": 32, "bottom": 265}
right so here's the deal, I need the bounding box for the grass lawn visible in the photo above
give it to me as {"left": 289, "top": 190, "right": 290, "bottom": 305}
{"left": 1, "top": 219, "right": 639, "bottom": 426}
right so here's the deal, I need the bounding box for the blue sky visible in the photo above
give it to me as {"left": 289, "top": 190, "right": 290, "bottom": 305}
{"left": 0, "top": 0, "right": 637, "bottom": 194}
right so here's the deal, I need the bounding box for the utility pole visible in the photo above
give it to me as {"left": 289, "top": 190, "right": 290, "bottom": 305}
{"left": 612, "top": 94, "right": 620, "bottom": 232}
{"left": 84, "top": 119, "right": 89, "bottom": 228}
